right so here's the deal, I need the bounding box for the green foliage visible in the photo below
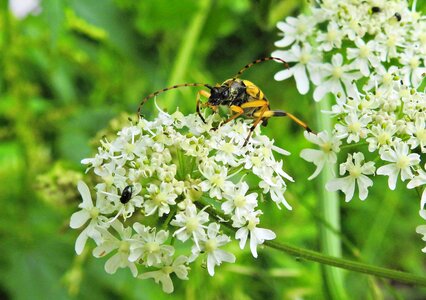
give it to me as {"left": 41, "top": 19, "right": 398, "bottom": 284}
{"left": 0, "top": 0, "right": 425, "bottom": 299}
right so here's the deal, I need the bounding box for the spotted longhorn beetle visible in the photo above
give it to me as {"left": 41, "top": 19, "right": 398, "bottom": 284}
{"left": 137, "top": 57, "right": 313, "bottom": 146}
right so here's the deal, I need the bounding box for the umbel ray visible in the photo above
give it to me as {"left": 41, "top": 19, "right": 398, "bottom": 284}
{"left": 137, "top": 57, "right": 313, "bottom": 146}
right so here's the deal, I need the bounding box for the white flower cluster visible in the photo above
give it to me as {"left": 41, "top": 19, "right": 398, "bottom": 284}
{"left": 70, "top": 109, "right": 293, "bottom": 293}
{"left": 302, "top": 76, "right": 425, "bottom": 201}
{"left": 272, "top": 0, "right": 425, "bottom": 99}
{"left": 273, "top": 0, "right": 426, "bottom": 250}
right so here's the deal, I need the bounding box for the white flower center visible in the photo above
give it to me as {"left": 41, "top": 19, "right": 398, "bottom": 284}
{"left": 348, "top": 165, "right": 362, "bottom": 178}
{"left": 359, "top": 45, "right": 370, "bottom": 58}
{"left": 409, "top": 57, "right": 420, "bottom": 69}
{"left": 348, "top": 122, "right": 361, "bottom": 133}
{"left": 90, "top": 207, "right": 99, "bottom": 219}
{"left": 119, "top": 241, "right": 130, "bottom": 253}
{"left": 125, "top": 143, "right": 135, "bottom": 154}
{"left": 296, "top": 23, "right": 307, "bottom": 35}
{"left": 382, "top": 73, "right": 392, "bottom": 85}
{"left": 163, "top": 266, "right": 173, "bottom": 275}
{"left": 145, "top": 242, "right": 160, "bottom": 253}
{"left": 186, "top": 217, "right": 199, "bottom": 233}
{"left": 153, "top": 192, "right": 167, "bottom": 205}
{"left": 396, "top": 156, "right": 410, "bottom": 169}
{"left": 211, "top": 174, "right": 224, "bottom": 187}
{"left": 234, "top": 194, "right": 246, "bottom": 208}
{"left": 205, "top": 238, "right": 218, "bottom": 253}
{"left": 387, "top": 35, "right": 397, "bottom": 47}
{"left": 377, "top": 132, "right": 390, "bottom": 145}
{"left": 399, "top": 88, "right": 410, "bottom": 98}
{"left": 416, "top": 128, "right": 426, "bottom": 142}
{"left": 320, "top": 142, "right": 333, "bottom": 153}
{"left": 327, "top": 30, "right": 337, "bottom": 42}
{"left": 299, "top": 52, "right": 311, "bottom": 65}
{"left": 420, "top": 33, "right": 426, "bottom": 45}
{"left": 332, "top": 66, "right": 343, "bottom": 79}
{"left": 247, "top": 218, "right": 258, "bottom": 231}
{"left": 188, "top": 187, "right": 203, "bottom": 201}
{"left": 251, "top": 156, "right": 262, "bottom": 167}
{"left": 349, "top": 20, "right": 358, "bottom": 31}
{"left": 104, "top": 175, "right": 114, "bottom": 186}
{"left": 221, "top": 142, "right": 235, "bottom": 154}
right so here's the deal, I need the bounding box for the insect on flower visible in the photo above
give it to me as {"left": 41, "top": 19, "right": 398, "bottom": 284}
{"left": 394, "top": 12, "right": 402, "bottom": 22}
{"left": 371, "top": 6, "right": 381, "bottom": 13}
{"left": 137, "top": 57, "right": 313, "bottom": 146}
{"left": 120, "top": 185, "right": 133, "bottom": 204}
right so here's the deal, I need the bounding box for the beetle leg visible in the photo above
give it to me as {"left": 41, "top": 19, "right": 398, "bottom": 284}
{"left": 256, "top": 110, "right": 313, "bottom": 133}
{"left": 196, "top": 90, "right": 212, "bottom": 123}
{"left": 220, "top": 105, "right": 245, "bottom": 125}
{"left": 240, "top": 99, "right": 268, "bottom": 109}
{"left": 243, "top": 103, "right": 269, "bottom": 146}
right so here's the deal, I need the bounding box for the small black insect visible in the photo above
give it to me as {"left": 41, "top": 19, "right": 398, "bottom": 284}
{"left": 120, "top": 185, "right": 133, "bottom": 204}
{"left": 372, "top": 6, "right": 381, "bottom": 13}
{"left": 394, "top": 12, "right": 401, "bottom": 22}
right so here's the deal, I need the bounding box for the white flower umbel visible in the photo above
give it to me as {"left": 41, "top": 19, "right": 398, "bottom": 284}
{"left": 272, "top": 44, "right": 322, "bottom": 94}
{"left": 128, "top": 223, "right": 174, "bottom": 266}
{"left": 301, "top": 78, "right": 425, "bottom": 202}
{"left": 71, "top": 109, "right": 295, "bottom": 292}
{"left": 233, "top": 210, "right": 276, "bottom": 258}
{"left": 143, "top": 182, "right": 178, "bottom": 217}
{"left": 92, "top": 220, "right": 138, "bottom": 277}
{"left": 171, "top": 203, "right": 209, "bottom": 248}
{"left": 273, "top": 0, "right": 426, "bottom": 93}
{"left": 377, "top": 142, "right": 420, "bottom": 190}
{"left": 300, "top": 131, "right": 341, "bottom": 180}
{"left": 326, "top": 152, "right": 376, "bottom": 201}
{"left": 312, "top": 53, "right": 362, "bottom": 102}
{"left": 70, "top": 181, "right": 112, "bottom": 254}
{"left": 222, "top": 182, "right": 258, "bottom": 218}
{"left": 190, "top": 223, "right": 236, "bottom": 276}
{"left": 273, "top": 0, "right": 426, "bottom": 250}
{"left": 335, "top": 111, "right": 372, "bottom": 143}
{"left": 138, "top": 255, "right": 189, "bottom": 294}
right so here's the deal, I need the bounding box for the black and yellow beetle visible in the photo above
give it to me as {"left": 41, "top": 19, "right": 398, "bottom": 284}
{"left": 137, "top": 57, "right": 313, "bottom": 146}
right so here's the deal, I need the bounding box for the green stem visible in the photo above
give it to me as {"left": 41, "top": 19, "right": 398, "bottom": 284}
{"left": 316, "top": 96, "right": 347, "bottom": 299}
{"left": 165, "top": 0, "right": 212, "bottom": 107}
{"left": 198, "top": 201, "right": 426, "bottom": 287}
{"left": 264, "top": 240, "right": 426, "bottom": 286}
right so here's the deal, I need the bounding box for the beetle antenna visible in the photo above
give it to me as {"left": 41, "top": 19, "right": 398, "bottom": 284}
{"left": 233, "top": 57, "right": 289, "bottom": 78}
{"left": 137, "top": 83, "right": 211, "bottom": 116}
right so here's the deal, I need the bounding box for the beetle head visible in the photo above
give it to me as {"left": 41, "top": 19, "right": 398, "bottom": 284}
{"left": 208, "top": 85, "right": 230, "bottom": 105}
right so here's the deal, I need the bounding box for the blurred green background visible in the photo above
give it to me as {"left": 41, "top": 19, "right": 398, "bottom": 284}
{"left": 1, "top": 0, "right": 425, "bottom": 299}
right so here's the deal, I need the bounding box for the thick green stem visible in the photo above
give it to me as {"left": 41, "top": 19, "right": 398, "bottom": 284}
{"left": 264, "top": 240, "right": 426, "bottom": 286}
{"left": 199, "top": 202, "right": 426, "bottom": 287}
{"left": 315, "top": 96, "right": 347, "bottom": 299}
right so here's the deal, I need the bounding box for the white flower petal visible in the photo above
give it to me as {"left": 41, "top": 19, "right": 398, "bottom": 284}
{"left": 104, "top": 254, "right": 121, "bottom": 274}
{"left": 313, "top": 83, "right": 330, "bottom": 101}
{"left": 235, "top": 227, "right": 248, "bottom": 249}
{"left": 77, "top": 180, "right": 93, "bottom": 207}
{"left": 274, "top": 68, "right": 294, "bottom": 81}
{"left": 75, "top": 229, "right": 89, "bottom": 255}
{"left": 293, "top": 64, "right": 310, "bottom": 94}
{"left": 70, "top": 210, "right": 91, "bottom": 229}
